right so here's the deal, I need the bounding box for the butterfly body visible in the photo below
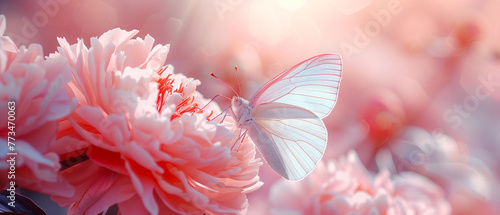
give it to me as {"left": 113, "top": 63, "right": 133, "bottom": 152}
{"left": 231, "top": 97, "right": 253, "bottom": 130}
{"left": 228, "top": 54, "right": 342, "bottom": 180}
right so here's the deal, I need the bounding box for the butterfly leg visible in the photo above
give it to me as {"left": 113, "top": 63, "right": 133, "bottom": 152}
{"left": 219, "top": 105, "right": 235, "bottom": 124}
{"left": 231, "top": 128, "right": 243, "bottom": 150}
{"left": 206, "top": 105, "right": 230, "bottom": 122}
{"left": 241, "top": 129, "right": 248, "bottom": 143}
{"left": 224, "top": 105, "right": 238, "bottom": 124}
{"left": 220, "top": 111, "right": 229, "bottom": 124}
{"left": 231, "top": 128, "right": 248, "bottom": 151}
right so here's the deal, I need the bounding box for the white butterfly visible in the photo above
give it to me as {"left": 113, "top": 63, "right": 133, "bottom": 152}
{"left": 226, "top": 54, "right": 342, "bottom": 180}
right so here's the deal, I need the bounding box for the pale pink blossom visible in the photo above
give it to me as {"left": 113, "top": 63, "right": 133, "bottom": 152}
{"left": 0, "top": 15, "right": 75, "bottom": 197}
{"left": 269, "top": 150, "right": 450, "bottom": 215}
{"left": 384, "top": 127, "right": 500, "bottom": 214}
{"left": 50, "top": 28, "right": 262, "bottom": 215}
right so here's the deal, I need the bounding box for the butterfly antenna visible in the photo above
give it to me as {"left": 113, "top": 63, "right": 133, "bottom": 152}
{"left": 234, "top": 66, "right": 242, "bottom": 96}
{"left": 211, "top": 72, "right": 239, "bottom": 97}
{"left": 200, "top": 94, "right": 231, "bottom": 111}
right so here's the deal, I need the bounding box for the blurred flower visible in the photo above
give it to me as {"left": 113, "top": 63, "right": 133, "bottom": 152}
{"left": 360, "top": 90, "right": 405, "bottom": 148}
{"left": 269, "top": 150, "right": 450, "bottom": 215}
{"left": 49, "top": 28, "right": 262, "bottom": 215}
{"left": 0, "top": 14, "right": 75, "bottom": 198}
{"left": 383, "top": 127, "right": 500, "bottom": 214}
{"left": 0, "top": 15, "right": 16, "bottom": 54}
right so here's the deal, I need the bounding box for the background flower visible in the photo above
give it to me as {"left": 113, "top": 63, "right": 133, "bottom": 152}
{"left": 0, "top": 14, "right": 75, "bottom": 199}
{"left": 379, "top": 127, "right": 500, "bottom": 214}
{"left": 269, "top": 151, "right": 451, "bottom": 215}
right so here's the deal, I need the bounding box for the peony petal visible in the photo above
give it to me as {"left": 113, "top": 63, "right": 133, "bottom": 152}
{"left": 0, "top": 15, "right": 5, "bottom": 36}
{"left": 124, "top": 160, "right": 159, "bottom": 215}
{"left": 83, "top": 176, "right": 136, "bottom": 215}
{"left": 98, "top": 28, "right": 139, "bottom": 48}
{"left": 118, "top": 195, "right": 152, "bottom": 215}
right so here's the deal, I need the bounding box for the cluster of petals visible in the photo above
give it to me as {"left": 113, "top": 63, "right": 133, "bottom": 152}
{"left": 269, "top": 150, "right": 450, "bottom": 215}
{"left": 47, "top": 27, "right": 262, "bottom": 214}
{"left": 0, "top": 15, "right": 75, "bottom": 198}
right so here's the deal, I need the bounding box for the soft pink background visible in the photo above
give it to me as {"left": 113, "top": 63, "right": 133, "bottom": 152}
{"left": 1, "top": 0, "right": 499, "bottom": 214}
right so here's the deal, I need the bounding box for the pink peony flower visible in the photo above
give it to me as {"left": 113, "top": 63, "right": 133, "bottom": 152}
{"left": 0, "top": 15, "right": 75, "bottom": 197}
{"left": 50, "top": 28, "right": 262, "bottom": 215}
{"left": 269, "top": 150, "right": 450, "bottom": 215}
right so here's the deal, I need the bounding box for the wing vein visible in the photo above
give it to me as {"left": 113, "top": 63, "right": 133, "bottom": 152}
{"left": 258, "top": 119, "right": 324, "bottom": 152}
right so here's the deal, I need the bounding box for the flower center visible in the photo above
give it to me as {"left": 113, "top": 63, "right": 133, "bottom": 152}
{"left": 155, "top": 67, "right": 203, "bottom": 120}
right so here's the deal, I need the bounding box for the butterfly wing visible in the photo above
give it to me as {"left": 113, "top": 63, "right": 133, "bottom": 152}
{"left": 248, "top": 102, "right": 327, "bottom": 180}
{"left": 249, "top": 54, "right": 342, "bottom": 119}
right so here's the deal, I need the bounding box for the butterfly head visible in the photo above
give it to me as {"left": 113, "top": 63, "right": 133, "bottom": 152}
{"left": 231, "top": 96, "right": 249, "bottom": 109}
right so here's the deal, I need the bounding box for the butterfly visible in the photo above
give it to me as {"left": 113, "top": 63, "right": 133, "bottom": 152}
{"left": 215, "top": 54, "right": 342, "bottom": 180}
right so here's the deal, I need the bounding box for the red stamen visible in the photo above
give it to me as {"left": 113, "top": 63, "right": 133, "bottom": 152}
{"left": 155, "top": 67, "right": 204, "bottom": 120}
{"left": 206, "top": 110, "right": 214, "bottom": 121}
{"left": 156, "top": 73, "right": 174, "bottom": 112}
